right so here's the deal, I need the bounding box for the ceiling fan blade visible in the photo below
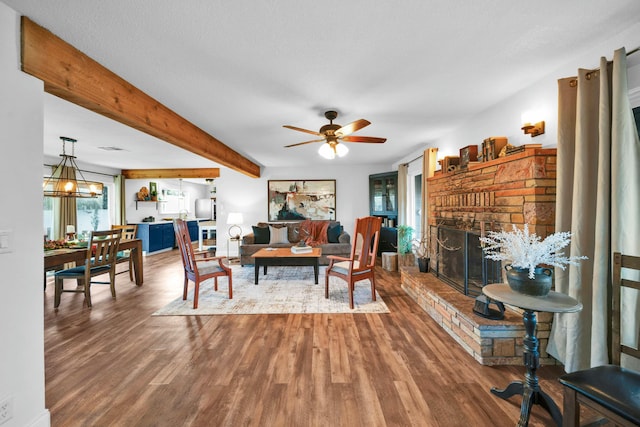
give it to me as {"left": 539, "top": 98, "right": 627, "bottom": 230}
{"left": 283, "top": 125, "right": 322, "bottom": 136}
{"left": 284, "top": 139, "right": 326, "bottom": 148}
{"left": 335, "top": 119, "right": 370, "bottom": 137}
{"left": 340, "top": 136, "right": 387, "bottom": 143}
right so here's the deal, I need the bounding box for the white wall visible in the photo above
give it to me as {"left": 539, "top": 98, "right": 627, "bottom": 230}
{"left": 0, "top": 3, "right": 50, "bottom": 426}
{"left": 213, "top": 163, "right": 391, "bottom": 253}
{"left": 124, "top": 178, "right": 210, "bottom": 223}
{"left": 430, "top": 23, "right": 640, "bottom": 158}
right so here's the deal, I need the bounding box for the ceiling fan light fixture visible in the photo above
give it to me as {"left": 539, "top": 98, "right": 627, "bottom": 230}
{"left": 318, "top": 143, "right": 335, "bottom": 159}
{"left": 335, "top": 142, "right": 349, "bottom": 157}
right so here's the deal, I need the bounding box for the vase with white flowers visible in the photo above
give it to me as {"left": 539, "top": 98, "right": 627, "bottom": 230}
{"left": 479, "top": 224, "right": 587, "bottom": 296}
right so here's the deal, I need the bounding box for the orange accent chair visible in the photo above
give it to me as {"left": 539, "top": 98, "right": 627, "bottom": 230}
{"left": 173, "top": 219, "right": 232, "bottom": 309}
{"left": 325, "top": 216, "right": 381, "bottom": 309}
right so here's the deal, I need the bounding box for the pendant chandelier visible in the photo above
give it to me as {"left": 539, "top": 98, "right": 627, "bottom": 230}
{"left": 43, "top": 136, "right": 104, "bottom": 198}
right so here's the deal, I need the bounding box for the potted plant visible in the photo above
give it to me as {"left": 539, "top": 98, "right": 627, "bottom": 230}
{"left": 396, "top": 225, "right": 415, "bottom": 267}
{"left": 412, "top": 233, "right": 431, "bottom": 272}
{"left": 479, "top": 224, "right": 587, "bottom": 296}
{"left": 150, "top": 190, "right": 158, "bottom": 201}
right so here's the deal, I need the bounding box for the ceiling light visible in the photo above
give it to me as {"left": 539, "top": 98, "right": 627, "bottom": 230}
{"left": 43, "top": 137, "right": 104, "bottom": 198}
{"left": 318, "top": 143, "right": 335, "bottom": 159}
{"left": 318, "top": 141, "right": 349, "bottom": 159}
{"left": 97, "top": 146, "right": 125, "bottom": 151}
{"left": 335, "top": 143, "right": 349, "bottom": 157}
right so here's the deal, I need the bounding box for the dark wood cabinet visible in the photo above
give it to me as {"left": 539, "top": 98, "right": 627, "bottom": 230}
{"left": 369, "top": 171, "right": 398, "bottom": 227}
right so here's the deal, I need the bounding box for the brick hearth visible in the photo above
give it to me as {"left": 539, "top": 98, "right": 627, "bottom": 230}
{"left": 401, "top": 266, "right": 556, "bottom": 366}
{"left": 402, "top": 146, "right": 559, "bottom": 366}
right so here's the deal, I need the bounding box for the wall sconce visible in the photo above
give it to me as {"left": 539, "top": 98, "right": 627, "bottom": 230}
{"left": 521, "top": 111, "right": 545, "bottom": 137}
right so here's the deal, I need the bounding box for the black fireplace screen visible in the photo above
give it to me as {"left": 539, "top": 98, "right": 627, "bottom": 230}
{"left": 433, "top": 226, "right": 502, "bottom": 296}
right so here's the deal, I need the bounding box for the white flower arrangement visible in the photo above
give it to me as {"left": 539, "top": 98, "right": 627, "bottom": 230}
{"left": 479, "top": 224, "right": 587, "bottom": 279}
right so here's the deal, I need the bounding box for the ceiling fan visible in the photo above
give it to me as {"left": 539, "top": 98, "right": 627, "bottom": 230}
{"left": 283, "top": 110, "right": 386, "bottom": 159}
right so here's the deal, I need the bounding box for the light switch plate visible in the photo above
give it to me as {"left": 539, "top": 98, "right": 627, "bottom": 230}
{"left": 0, "top": 229, "right": 12, "bottom": 254}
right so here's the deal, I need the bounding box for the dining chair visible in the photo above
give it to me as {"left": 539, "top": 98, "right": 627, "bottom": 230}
{"left": 325, "top": 216, "right": 382, "bottom": 309}
{"left": 173, "top": 219, "right": 232, "bottom": 309}
{"left": 111, "top": 224, "right": 138, "bottom": 281}
{"left": 558, "top": 252, "right": 640, "bottom": 426}
{"left": 54, "top": 228, "right": 122, "bottom": 309}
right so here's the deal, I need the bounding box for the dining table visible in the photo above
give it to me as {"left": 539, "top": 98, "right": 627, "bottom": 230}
{"left": 44, "top": 238, "right": 144, "bottom": 286}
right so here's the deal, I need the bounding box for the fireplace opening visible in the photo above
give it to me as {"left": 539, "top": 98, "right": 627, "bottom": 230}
{"left": 432, "top": 226, "right": 502, "bottom": 296}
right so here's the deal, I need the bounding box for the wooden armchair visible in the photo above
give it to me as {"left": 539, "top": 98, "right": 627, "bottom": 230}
{"left": 325, "top": 216, "right": 381, "bottom": 309}
{"left": 558, "top": 252, "right": 640, "bottom": 426}
{"left": 111, "top": 224, "right": 138, "bottom": 281}
{"left": 54, "top": 228, "right": 122, "bottom": 309}
{"left": 174, "top": 219, "right": 232, "bottom": 309}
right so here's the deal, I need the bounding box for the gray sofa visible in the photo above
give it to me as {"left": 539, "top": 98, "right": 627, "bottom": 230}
{"left": 240, "top": 220, "right": 351, "bottom": 265}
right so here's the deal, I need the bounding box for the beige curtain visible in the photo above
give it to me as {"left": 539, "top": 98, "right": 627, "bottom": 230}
{"left": 54, "top": 165, "right": 77, "bottom": 240}
{"left": 114, "top": 174, "right": 126, "bottom": 225}
{"left": 397, "top": 164, "right": 408, "bottom": 225}
{"left": 421, "top": 148, "right": 438, "bottom": 240}
{"left": 547, "top": 48, "right": 640, "bottom": 372}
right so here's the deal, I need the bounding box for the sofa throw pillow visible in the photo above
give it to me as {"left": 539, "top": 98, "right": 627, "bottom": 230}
{"left": 252, "top": 226, "right": 270, "bottom": 244}
{"left": 327, "top": 223, "right": 343, "bottom": 243}
{"left": 269, "top": 225, "right": 289, "bottom": 244}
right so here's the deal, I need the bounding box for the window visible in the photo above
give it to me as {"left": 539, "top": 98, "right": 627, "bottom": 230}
{"left": 76, "top": 186, "right": 110, "bottom": 238}
{"left": 407, "top": 159, "right": 423, "bottom": 237}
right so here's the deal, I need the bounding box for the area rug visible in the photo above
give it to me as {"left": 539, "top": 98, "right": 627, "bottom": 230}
{"left": 152, "top": 266, "right": 390, "bottom": 315}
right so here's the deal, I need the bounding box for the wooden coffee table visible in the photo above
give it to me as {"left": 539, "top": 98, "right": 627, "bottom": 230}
{"left": 251, "top": 247, "right": 322, "bottom": 285}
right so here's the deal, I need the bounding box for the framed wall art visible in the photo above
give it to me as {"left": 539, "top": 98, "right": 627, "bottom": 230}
{"left": 267, "top": 180, "right": 336, "bottom": 221}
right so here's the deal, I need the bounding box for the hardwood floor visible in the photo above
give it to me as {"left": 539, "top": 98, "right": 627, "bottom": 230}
{"left": 44, "top": 249, "right": 567, "bottom": 426}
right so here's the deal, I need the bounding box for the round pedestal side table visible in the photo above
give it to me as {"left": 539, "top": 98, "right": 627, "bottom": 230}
{"left": 482, "top": 284, "right": 583, "bottom": 427}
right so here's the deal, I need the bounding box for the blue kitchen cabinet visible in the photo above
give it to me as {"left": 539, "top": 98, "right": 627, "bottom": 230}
{"left": 136, "top": 220, "right": 198, "bottom": 254}
{"left": 187, "top": 220, "right": 199, "bottom": 242}
{"left": 136, "top": 222, "right": 175, "bottom": 253}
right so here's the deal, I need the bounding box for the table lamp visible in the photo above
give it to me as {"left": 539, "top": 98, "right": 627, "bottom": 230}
{"left": 227, "top": 212, "right": 243, "bottom": 240}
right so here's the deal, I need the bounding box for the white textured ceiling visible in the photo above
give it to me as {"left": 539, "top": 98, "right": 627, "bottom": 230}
{"left": 5, "top": 0, "right": 640, "bottom": 172}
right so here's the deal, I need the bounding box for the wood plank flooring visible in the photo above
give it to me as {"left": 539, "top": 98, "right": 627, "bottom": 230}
{"left": 44, "top": 249, "right": 568, "bottom": 426}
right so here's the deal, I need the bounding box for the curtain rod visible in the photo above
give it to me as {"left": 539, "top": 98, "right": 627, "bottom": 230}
{"left": 44, "top": 163, "right": 117, "bottom": 178}
{"left": 402, "top": 155, "right": 423, "bottom": 166}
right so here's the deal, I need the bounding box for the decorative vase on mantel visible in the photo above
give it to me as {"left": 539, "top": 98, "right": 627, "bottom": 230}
{"left": 505, "top": 265, "right": 553, "bottom": 297}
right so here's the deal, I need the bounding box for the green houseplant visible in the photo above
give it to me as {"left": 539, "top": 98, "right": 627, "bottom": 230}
{"left": 396, "top": 225, "right": 415, "bottom": 267}
{"left": 479, "top": 224, "right": 587, "bottom": 296}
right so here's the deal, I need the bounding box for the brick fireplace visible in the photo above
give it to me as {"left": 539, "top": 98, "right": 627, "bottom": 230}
{"left": 402, "top": 146, "right": 558, "bottom": 365}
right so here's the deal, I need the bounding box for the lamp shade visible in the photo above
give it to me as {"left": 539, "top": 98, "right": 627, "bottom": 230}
{"left": 227, "top": 212, "right": 243, "bottom": 225}
{"left": 318, "top": 143, "right": 335, "bottom": 159}
{"left": 335, "top": 143, "right": 349, "bottom": 157}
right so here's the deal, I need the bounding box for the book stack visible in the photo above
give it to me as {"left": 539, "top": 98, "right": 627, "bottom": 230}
{"left": 291, "top": 245, "right": 313, "bottom": 254}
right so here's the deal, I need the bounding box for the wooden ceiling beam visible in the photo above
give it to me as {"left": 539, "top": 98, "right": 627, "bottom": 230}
{"left": 121, "top": 168, "right": 220, "bottom": 180}
{"left": 20, "top": 17, "right": 261, "bottom": 178}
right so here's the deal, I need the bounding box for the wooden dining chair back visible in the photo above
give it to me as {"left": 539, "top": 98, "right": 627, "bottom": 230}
{"left": 559, "top": 252, "right": 640, "bottom": 426}
{"left": 173, "top": 219, "right": 232, "bottom": 309}
{"left": 54, "top": 228, "right": 122, "bottom": 309}
{"left": 111, "top": 224, "right": 138, "bottom": 281}
{"left": 325, "top": 216, "right": 382, "bottom": 309}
